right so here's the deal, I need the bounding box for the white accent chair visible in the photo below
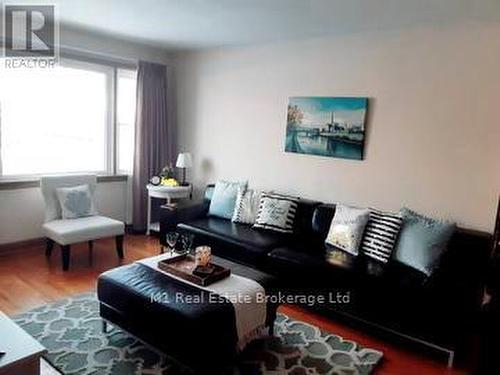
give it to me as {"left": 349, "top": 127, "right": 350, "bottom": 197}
{"left": 40, "top": 175, "right": 125, "bottom": 271}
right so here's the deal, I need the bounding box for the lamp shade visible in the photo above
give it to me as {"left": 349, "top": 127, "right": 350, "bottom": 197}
{"left": 176, "top": 152, "right": 192, "bottom": 168}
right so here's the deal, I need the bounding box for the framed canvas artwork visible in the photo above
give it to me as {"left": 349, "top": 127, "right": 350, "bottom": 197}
{"left": 285, "top": 97, "right": 368, "bottom": 160}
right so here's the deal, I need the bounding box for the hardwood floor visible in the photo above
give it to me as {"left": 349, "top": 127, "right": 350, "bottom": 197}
{"left": 0, "top": 234, "right": 157, "bottom": 315}
{"left": 0, "top": 235, "right": 469, "bottom": 374}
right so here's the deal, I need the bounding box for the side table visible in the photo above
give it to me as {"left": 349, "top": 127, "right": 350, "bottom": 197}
{"left": 146, "top": 184, "right": 192, "bottom": 235}
{"left": 0, "top": 311, "right": 46, "bottom": 375}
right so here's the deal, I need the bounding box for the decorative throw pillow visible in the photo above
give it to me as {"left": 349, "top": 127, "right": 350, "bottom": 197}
{"left": 232, "top": 189, "right": 261, "bottom": 224}
{"left": 361, "top": 209, "right": 403, "bottom": 263}
{"left": 253, "top": 192, "right": 299, "bottom": 233}
{"left": 393, "top": 207, "right": 456, "bottom": 276}
{"left": 208, "top": 180, "right": 248, "bottom": 219}
{"left": 56, "top": 184, "right": 98, "bottom": 219}
{"left": 325, "top": 204, "right": 370, "bottom": 256}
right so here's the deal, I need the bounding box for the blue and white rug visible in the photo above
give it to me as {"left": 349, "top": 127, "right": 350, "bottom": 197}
{"left": 14, "top": 293, "right": 383, "bottom": 374}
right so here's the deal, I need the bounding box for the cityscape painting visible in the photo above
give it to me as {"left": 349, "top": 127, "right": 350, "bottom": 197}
{"left": 285, "top": 97, "right": 368, "bottom": 160}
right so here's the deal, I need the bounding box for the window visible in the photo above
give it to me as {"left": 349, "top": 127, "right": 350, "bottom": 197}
{"left": 0, "top": 58, "right": 137, "bottom": 177}
{"left": 117, "top": 69, "right": 137, "bottom": 173}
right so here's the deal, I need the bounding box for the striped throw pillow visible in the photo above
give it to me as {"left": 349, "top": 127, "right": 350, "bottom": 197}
{"left": 361, "top": 209, "right": 403, "bottom": 263}
{"left": 253, "top": 192, "right": 299, "bottom": 233}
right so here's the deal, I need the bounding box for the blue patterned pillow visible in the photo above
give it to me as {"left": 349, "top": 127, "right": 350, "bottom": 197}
{"left": 56, "top": 184, "right": 98, "bottom": 219}
{"left": 208, "top": 180, "right": 247, "bottom": 219}
{"left": 393, "top": 207, "right": 456, "bottom": 276}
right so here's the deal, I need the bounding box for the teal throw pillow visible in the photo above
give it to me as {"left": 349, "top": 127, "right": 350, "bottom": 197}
{"left": 208, "top": 180, "right": 247, "bottom": 219}
{"left": 393, "top": 207, "right": 456, "bottom": 276}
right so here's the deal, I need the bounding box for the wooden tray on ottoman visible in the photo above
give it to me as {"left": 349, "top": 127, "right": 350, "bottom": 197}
{"left": 158, "top": 254, "right": 230, "bottom": 287}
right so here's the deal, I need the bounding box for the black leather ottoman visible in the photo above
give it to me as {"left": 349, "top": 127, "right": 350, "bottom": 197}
{"left": 97, "top": 256, "right": 278, "bottom": 373}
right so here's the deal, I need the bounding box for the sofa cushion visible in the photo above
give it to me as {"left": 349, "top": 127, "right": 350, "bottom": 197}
{"left": 42, "top": 215, "right": 124, "bottom": 245}
{"left": 266, "top": 246, "right": 351, "bottom": 293}
{"left": 268, "top": 246, "right": 353, "bottom": 287}
{"left": 311, "top": 204, "right": 336, "bottom": 240}
{"left": 292, "top": 199, "right": 323, "bottom": 237}
{"left": 180, "top": 217, "right": 286, "bottom": 249}
{"left": 268, "top": 246, "right": 332, "bottom": 270}
{"left": 177, "top": 217, "right": 288, "bottom": 266}
{"left": 267, "top": 244, "right": 429, "bottom": 324}
{"left": 269, "top": 245, "right": 387, "bottom": 277}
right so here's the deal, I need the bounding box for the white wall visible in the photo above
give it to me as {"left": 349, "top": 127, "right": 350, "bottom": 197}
{"left": 0, "top": 27, "right": 173, "bottom": 245}
{"left": 175, "top": 23, "right": 500, "bottom": 232}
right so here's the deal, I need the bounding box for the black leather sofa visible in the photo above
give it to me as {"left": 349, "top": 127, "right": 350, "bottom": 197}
{"left": 160, "top": 185, "right": 492, "bottom": 364}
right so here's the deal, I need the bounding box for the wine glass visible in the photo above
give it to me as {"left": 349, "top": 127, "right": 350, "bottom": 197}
{"left": 165, "top": 232, "right": 179, "bottom": 255}
{"left": 180, "top": 234, "right": 194, "bottom": 254}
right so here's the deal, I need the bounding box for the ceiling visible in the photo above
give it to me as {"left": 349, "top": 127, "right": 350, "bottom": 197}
{"left": 10, "top": 0, "right": 500, "bottom": 50}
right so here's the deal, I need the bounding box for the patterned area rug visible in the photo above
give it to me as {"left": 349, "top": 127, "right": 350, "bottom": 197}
{"left": 14, "top": 293, "right": 383, "bottom": 374}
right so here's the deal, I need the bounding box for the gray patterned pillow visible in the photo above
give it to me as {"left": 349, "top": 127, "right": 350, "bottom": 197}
{"left": 56, "top": 184, "right": 98, "bottom": 219}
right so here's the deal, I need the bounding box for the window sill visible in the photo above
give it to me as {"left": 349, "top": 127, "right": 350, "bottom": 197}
{"left": 0, "top": 174, "right": 129, "bottom": 191}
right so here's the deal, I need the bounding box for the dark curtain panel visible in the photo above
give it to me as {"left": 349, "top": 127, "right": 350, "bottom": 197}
{"left": 132, "top": 61, "right": 175, "bottom": 231}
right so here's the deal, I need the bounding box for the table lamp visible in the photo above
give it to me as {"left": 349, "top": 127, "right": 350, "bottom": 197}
{"left": 176, "top": 152, "right": 192, "bottom": 186}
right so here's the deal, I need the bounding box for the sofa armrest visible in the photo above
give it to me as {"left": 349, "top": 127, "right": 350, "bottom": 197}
{"left": 485, "top": 252, "right": 500, "bottom": 307}
{"left": 423, "top": 229, "right": 492, "bottom": 317}
{"left": 159, "top": 200, "right": 209, "bottom": 246}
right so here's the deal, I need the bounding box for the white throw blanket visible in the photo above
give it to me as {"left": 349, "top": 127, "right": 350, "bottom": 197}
{"left": 138, "top": 254, "right": 268, "bottom": 350}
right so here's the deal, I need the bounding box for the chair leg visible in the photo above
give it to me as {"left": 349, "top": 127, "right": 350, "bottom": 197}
{"left": 88, "top": 241, "right": 94, "bottom": 266}
{"left": 45, "top": 238, "right": 54, "bottom": 257}
{"left": 61, "top": 245, "right": 71, "bottom": 271}
{"left": 115, "top": 235, "right": 124, "bottom": 259}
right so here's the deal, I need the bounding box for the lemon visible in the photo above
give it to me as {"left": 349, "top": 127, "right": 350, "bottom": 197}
{"left": 161, "top": 177, "right": 179, "bottom": 187}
